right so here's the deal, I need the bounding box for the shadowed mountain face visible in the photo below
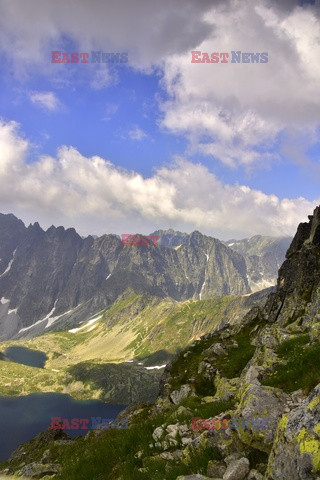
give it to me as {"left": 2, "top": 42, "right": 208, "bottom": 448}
{"left": 0, "top": 214, "right": 285, "bottom": 341}
{"left": 0, "top": 214, "right": 250, "bottom": 339}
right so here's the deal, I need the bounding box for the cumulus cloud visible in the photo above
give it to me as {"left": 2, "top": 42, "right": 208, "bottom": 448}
{"left": 0, "top": 119, "right": 317, "bottom": 238}
{"left": 160, "top": 0, "right": 320, "bottom": 168}
{"left": 1, "top": 0, "right": 320, "bottom": 168}
{"left": 29, "top": 91, "right": 61, "bottom": 111}
{"left": 0, "top": 0, "right": 215, "bottom": 70}
{"left": 128, "top": 126, "right": 148, "bottom": 141}
{"left": 0, "top": 1, "right": 319, "bottom": 234}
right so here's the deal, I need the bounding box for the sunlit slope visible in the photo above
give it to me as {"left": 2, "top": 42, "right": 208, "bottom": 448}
{"left": 11, "top": 290, "right": 257, "bottom": 365}
{"left": 0, "top": 289, "right": 270, "bottom": 401}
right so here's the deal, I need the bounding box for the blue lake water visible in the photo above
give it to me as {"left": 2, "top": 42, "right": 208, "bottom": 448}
{"left": 0, "top": 393, "right": 126, "bottom": 461}
{"left": 4, "top": 346, "right": 48, "bottom": 368}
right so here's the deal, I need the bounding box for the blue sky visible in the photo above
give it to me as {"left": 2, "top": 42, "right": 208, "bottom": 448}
{"left": 0, "top": 0, "right": 319, "bottom": 239}
{"left": 2, "top": 58, "right": 319, "bottom": 201}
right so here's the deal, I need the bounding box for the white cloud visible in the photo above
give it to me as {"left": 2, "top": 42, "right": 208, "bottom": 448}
{"left": 0, "top": 119, "right": 317, "bottom": 239}
{"left": 1, "top": 0, "right": 320, "bottom": 168}
{"left": 29, "top": 91, "right": 61, "bottom": 111}
{"left": 160, "top": 0, "right": 320, "bottom": 168}
{"left": 90, "top": 65, "right": 114, "bottom": 90}
{"left": 128, "top": 126, "right": 148, "bottom": 141}
{"left": 0, "top": 0, "right": 215, "bottom": 70}
{"left": 102, "top": 103, "right": 118, "bottom": 121}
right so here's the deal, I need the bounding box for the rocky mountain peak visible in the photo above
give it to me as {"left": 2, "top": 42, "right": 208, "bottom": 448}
{"left": 308, "top": 205, "right": 320, "bottom": 245}
{"left": 286, "top": 205, "right": 320, "bottom": 258}
{"left": 27, "top": 221, "right": 42, "bottom": 231}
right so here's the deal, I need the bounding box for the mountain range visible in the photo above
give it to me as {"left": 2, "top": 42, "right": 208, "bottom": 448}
{"left": 223, "top": 235, "right": 291, "bottom": 292}
{"left": 0, "top": 214, "right": 290, "bottom": 341}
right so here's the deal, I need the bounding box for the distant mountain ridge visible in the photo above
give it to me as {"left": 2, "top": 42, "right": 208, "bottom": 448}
{"left": 0, "top": 214, "right": 288, "bottom": 340}
{"left": 223, "top": 235, "right": 292, "bottom": 292}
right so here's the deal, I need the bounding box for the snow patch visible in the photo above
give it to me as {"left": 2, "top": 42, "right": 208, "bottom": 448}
{"left": 8, "top": 308, "right": 18, "bottom": 315}
{"left": 199, "top": 251, "right": 209, "bottom": 300}
{"left": 42, "top": 300, "right": 58, "bottom": 324}
{"left": 144, "top": 364, "right": 166, "bottom": 370}
{"left": 19, "top": 300, "right": 58, "bottom": 333}
{"left": 0, "top": 249, "right": 16, "bottom": 277}
{"left": 0, "top": 297, "right": 10, "bottom": 304}
{"left": 69, "top": 316, "right": 101, "bottom": 333}
{"left": 46, "top": 306, "right": 74, "bottom": 329}
{"left": 199, "top": 281, "right": 206, "bottom": 300}
{"left": 106, "top": 273, "right": 112, "bottom": 280}
{"left": 87, "top": 325, "right": 97, "bottom": 332}
{"left": 87, "top": 315, "right": 102, "bottom": 323}
{"left": 19, "top": 317, "right": 48, "bottom": 333}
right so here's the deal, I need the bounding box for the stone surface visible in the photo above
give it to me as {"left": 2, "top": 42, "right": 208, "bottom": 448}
{"left": 176, "top": 475, "right": 212, "bottom": 480}
{"left": 267, "top": 383, "right": 320, "bottom": 479}
{"left": 20, "top": 462, "right": 59, "bottom": 478}
{"left": 247, "top": 470, "right": 264, "bottom": 480}
{"left": 204, "top": 343, "right": 226, "bottom": 356}
{"left": 236, "top": 384, "right": 289, "bottom": 449}
{"left": 224, "top": 454, "right": 246, "bottom": 466}
{"left": 170, "top": 384, "right": 194, "bottom": 404}
{"left": 152, "top": 426, "right": 164, "bottom": 442}
{"left": 244, "top": 366, "right": 263, "bottom": 385}
{"left": 207, "top": 459, "right": 227, "bottom": 478}
{"left": 222, "top": 457, "right": 249, "bottom": 480}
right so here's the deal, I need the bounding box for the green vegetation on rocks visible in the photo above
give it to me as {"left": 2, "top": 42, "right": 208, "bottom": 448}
{"left": 263, "top": 334, "right": 320, "bottom": 394}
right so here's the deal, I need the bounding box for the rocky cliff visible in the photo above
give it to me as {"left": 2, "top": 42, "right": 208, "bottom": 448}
{"left": 0, "top": 214, "right": 251, "bottom": 340}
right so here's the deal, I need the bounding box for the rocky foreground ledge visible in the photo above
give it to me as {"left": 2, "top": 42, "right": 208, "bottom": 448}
{"left": 2, "top": 207, "right": 320, "bottom": 479}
